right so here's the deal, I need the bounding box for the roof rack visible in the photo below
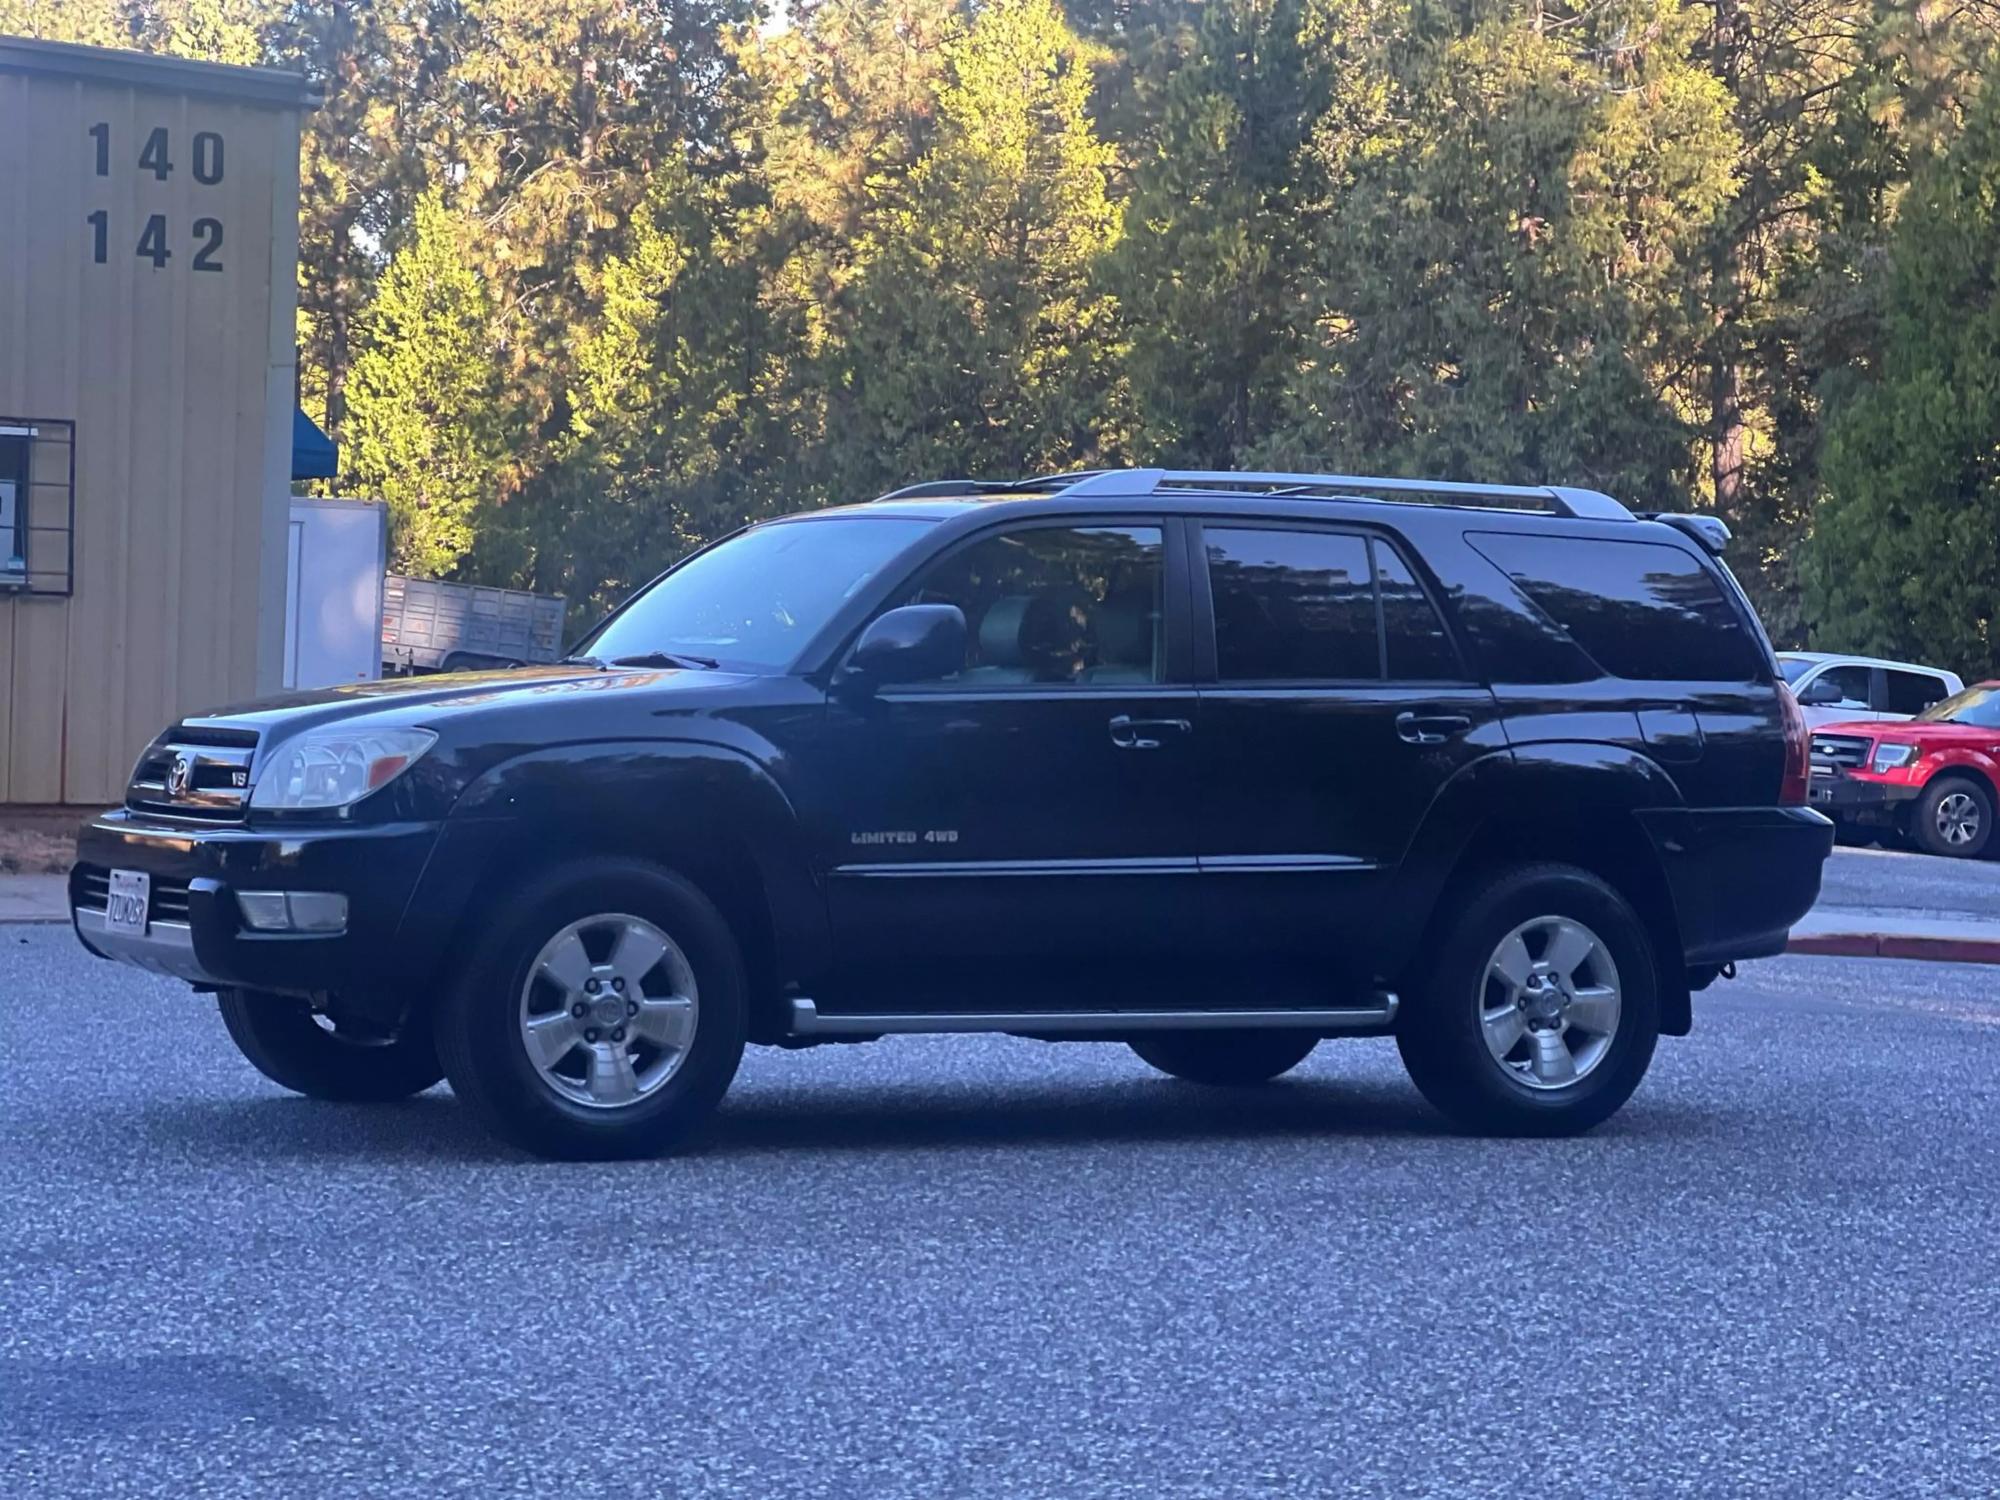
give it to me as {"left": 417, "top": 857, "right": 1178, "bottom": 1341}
{"left": 875, "top": 469, "right": 1634, "bottom": 521}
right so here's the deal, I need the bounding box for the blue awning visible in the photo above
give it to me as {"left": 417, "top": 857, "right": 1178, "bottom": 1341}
{"left": 292, "top": 407, "right": 337, "bottom": 480}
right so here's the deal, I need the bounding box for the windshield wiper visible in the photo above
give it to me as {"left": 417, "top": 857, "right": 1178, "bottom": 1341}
{"left": 608, "top": 650, "right": 721, "bottom": 670}
{"left": 561, "top": 654, "right": 608, "bottom": 669}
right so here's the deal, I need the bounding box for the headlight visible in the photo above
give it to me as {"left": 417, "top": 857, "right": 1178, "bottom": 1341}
{"left": 250, "top": 728, "right": 437, "bottom": 811}
{"left": 1871, "top": 742, "right": 1918, "bottom": 773}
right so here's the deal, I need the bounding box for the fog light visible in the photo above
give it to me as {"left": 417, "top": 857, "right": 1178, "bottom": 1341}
{"left": 236, "top": 891, "right": 348, "bottom": 934}
{"left": 236, "top": 892, "right": 291, "bottom": 931}
{"left": 286, "top": 892, "right": 348, "bottom": 933}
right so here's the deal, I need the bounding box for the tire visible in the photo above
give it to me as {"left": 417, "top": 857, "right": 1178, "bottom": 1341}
{"left": 1909, "top": 775, "right": 1993, "bottom": 859}
{"left": 1129, "top": 1030, "right": 1318, "bottom": 1086}
{"left": 217, "top": 989, "right": 443, "bottom": 1102}
{"left": 434, "top": 859, "right": 748, "bottom": 1160}
{"left": 1396, "top": 863, "right": 1659, "bottom": 1136}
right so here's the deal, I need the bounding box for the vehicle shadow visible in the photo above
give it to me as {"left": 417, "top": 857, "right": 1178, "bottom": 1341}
{"left": 130, "top": 1073, "right": 1715, "bottom": 1165}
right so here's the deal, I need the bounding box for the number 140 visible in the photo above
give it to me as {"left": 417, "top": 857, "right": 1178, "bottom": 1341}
{"left": 87, "top": 211, "right": 224, "bottom": 272}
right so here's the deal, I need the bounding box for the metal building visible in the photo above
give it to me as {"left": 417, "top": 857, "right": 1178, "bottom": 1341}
{"left": 0, "top": 36, "right": 322, "bottom": 809}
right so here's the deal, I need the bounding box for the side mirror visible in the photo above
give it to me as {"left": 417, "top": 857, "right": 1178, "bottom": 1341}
{"left": 844, "top": 604, "right": 966, "bottom": 689}
{"left": 1799, "top": 677, "right": 1844, "bottom": 707}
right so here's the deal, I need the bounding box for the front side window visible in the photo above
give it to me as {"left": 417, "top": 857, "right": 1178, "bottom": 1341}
{"left": 900, "top": 524, "right": 1165, "bottom": 686}
{"left": 1807, "top": 664, "right": 1872, "bottom": 711}
{"left": 582, "top": 515, "right": 936, "bottom": 672}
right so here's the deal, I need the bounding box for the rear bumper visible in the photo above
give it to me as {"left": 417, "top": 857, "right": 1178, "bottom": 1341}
{"left": 1638, "top": 806, "right": 1834, "bottom": 965}
{"left": 70, "top": 810, "right": 445, "bottom": 1023}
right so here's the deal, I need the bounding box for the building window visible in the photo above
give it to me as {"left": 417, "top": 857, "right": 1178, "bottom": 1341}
{"left": 0, "top": 419, "right": 75, "bottom": 596}
{"left": 0, "top": 430, "right": 25, "bottom": 581}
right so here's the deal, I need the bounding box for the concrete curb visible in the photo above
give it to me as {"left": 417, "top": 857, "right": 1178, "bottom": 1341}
{"left": 1787, "top": 930, "right": 2000, "bottom": 965}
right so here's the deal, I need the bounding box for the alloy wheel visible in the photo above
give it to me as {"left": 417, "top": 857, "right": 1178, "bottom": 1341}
{"left": 1477, "top": 915, "right": 1622, "bottom": 1091}
{"left": 1934, "top": 791, "right": 1982, "bottom": 847}
{"left": 516, "top": 913, "right": 699, "bottom": 1109}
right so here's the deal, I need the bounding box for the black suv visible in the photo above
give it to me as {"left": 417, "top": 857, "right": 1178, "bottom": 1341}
{"left": 71, "top": 469, "right": 1832, "bottom": 1158}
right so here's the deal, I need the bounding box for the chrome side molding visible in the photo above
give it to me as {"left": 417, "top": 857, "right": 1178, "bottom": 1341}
{"left": 785, "top": 996, "right": 1397, "bottom": 1037}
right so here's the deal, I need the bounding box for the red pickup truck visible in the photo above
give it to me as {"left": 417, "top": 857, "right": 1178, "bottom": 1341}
{"left": 1810, "top": 682, "right": 2000, "bottom": 857}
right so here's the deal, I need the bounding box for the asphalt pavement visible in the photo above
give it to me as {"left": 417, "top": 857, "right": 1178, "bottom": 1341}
{"left": 3, "top": 851, "right": 1999, "bottom": 1497}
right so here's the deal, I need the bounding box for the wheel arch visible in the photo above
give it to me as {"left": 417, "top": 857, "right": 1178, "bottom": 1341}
{"left": 1394, "top": 744, "right": 1693, "bottom": 1036}
{"left": 400, "top": 739, "right": 825, "bottom": 1042}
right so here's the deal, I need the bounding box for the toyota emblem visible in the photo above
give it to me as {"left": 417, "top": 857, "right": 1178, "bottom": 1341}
{"left": 166, "top": 753, "right": 193, "bottom": 799}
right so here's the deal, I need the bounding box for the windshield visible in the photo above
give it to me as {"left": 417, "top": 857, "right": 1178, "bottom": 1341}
{"left": 581, "top": 516, "right": 936, "bottom": 672}
{"left": 1915, "top": 684, "right": 2000, "bottom": 728}
{"left": 1777, "top": 656, "right": 1812, "bottom": 684}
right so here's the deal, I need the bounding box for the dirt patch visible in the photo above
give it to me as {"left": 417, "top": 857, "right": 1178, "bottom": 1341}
{"left": 0, "top": 828, "right": 74, "bottom": 875}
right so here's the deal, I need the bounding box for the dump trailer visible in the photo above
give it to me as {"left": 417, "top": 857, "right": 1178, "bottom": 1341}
{"left": 381, "top": 575, "right": 568, "bottom": 674}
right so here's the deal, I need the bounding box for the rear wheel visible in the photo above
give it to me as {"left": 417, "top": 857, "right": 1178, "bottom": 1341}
{"left": 1129, "top": 1029, "right": 1318, "bottom": 1086}
{"left": 435, "top": 860, "right": 748, "bottom": 1159}
{"left": 217, "top": 990, "right": 442, "bottom": 1101}
{"left": 1397, "top": 863, "right": 1659, "bottom": 1136}
{"left": 1910, "top": 775, "right": 1992, "bottom": 859}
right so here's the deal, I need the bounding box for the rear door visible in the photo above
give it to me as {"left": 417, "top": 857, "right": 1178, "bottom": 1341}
{"left": 1188, "top": 520, "right": 1503, "bottom": 996}
{"left": 1877, "top": 668, "right": 1953, "bottom": 720}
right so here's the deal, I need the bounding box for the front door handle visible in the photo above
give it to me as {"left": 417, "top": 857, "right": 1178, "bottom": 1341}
{"left": 1395, "top": 711, "right": 1472, "bottom": 746}
{"left": 1109, "top": 714, "right": 1192, "bottom": 750}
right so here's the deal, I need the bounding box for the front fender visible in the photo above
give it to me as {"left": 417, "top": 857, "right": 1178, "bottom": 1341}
{"left": 399, "top": 737, "right": 827, "bottom": 992}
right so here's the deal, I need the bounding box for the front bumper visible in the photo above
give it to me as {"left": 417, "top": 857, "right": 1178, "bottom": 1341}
{"left": 1806, "top": 770, "right": 1922, "bottom": 824}
{"left": 1638, "top": 805, "right": 1834, "bottom": 965}
{"left": 70, "top": 810, "right": 445, "bottom": 1022}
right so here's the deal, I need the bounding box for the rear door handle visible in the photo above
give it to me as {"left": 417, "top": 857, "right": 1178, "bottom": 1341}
{"left": 1109, "top": 714, "right": 1192, "bottom": 750}
{"left": 1395, "top": 711, "right": 1472, "bottom": 746}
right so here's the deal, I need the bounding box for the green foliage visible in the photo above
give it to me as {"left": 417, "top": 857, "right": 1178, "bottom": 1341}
{"left": 1263, "top": 0, "right": 1737, "bottom": 504}
{"left": 1807, "top": 84, "right": 2000, "bottom": 676}
{"left": 341, "top": 192, "right": 506, "bottom": 578}
{"left": 1111, "top": 0, "right": 1326, "bottom": 465}
{"left": 827, "top": 0, "right": 1129, "bottom": 491}
{"left": 11, "top": 0, "right": 2000, "bottom": 667}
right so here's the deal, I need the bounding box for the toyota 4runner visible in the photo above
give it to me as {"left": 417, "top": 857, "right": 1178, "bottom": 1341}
{"left": 71, "top": 469, "right": 1834, "bottom": 1158}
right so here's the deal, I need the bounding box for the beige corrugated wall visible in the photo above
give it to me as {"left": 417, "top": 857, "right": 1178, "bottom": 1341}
{"left": 0, "top": 52, "right": 299, "bottom": 805}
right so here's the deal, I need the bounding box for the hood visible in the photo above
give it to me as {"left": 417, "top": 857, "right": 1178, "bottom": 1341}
{"left": 179, "top": 664, "right": 746, "bottom": 738}
{"left": 1815, "top": 716, "right": 2000, "bottom": 748}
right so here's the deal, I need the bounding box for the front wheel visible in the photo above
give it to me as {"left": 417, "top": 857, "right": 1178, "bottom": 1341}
{"left": 1129, "top": 1029, "right": 1318, "bottom": 1086}
{"left": 434, "top": 860, "right": 748, "bottom": 1160}
{"left": 217, "top": 990, "right": 443, "bottom": 1101}
{"left": 1396, "top": 863, "right": 1659, "bottom": 1136}
{"left": 1910, "top": 776, "right": 1993, "bottom": 859}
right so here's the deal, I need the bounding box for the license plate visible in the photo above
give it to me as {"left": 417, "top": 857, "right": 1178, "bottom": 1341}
{"left": 105, "top": 869, "right": 150, "bottom": 936}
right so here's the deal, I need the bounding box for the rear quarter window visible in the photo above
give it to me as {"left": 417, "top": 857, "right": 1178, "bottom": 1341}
{"left": 1467, "top": 532, "right": 1763, "bottom": 682}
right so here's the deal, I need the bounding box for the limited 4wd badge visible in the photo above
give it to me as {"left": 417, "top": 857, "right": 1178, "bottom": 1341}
{"left": 850, "top": 829, "right": 959, "bottom": 845}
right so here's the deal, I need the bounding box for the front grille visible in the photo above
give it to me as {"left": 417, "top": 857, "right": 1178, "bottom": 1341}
{"left": 74, "top": 867, "right": 192, "bottom": 923}
{"left": 1811, "top": 733, "right": 1871, "bottom": 773}
{"left": 127, "top": 723, "right": 258, "bottom": 820}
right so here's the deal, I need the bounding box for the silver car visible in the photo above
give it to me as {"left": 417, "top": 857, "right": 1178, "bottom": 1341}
{"left": 1778, "top": 652, "right": 1965, "bottom": 729}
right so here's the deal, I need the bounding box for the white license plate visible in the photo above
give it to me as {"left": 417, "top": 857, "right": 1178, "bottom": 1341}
{"left": 105, "top": 869, "right": 150, "bottom": 936}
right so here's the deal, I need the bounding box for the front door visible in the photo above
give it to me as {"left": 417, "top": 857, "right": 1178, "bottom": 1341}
{"left": 1189, "top": 521, "right": 1503, "bottom": 997}
{"left": 810, "top": 519, "right": 1205, "bottom": 1013}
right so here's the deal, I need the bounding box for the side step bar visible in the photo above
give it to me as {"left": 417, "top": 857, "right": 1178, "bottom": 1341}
{"left": 785, "top": 996, "right": 1398, "bottom": 1037}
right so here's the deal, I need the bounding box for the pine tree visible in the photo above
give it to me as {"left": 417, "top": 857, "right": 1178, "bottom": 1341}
{"left": 1267, "top": 0, "right": 1738, "bottom": 505}
{"left": 1806, "top": 84, "right": 2000, "bottom": 676}
{"left": 342, "top": 191, "right": 507, "bottom": 579}
{"left": 1112, "top": 0, "right": 1325, "bottom": 466}
{"left": 830, "top": 0, "right": 1129, "bottom": 492}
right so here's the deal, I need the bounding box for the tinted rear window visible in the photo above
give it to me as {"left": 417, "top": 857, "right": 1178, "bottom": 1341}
{"left": 1468, "top": 533, "right": 1762, "bottom": 682}
{"left": 1884, "top": 669, "right": 1951, "bottom": 715}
